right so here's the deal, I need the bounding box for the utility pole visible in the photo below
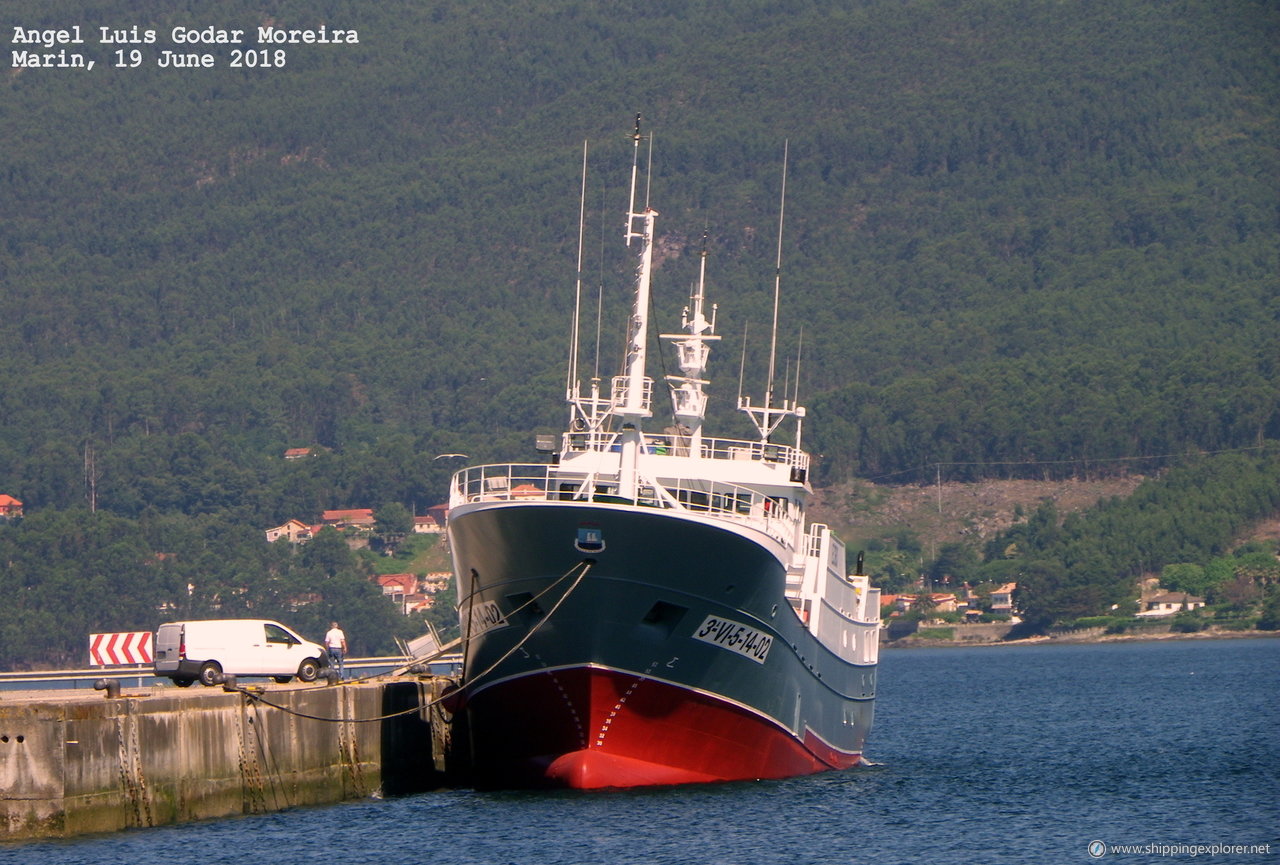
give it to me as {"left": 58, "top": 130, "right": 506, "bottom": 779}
{"left": 84, "top": 442, "right": 97, "bottom": 513}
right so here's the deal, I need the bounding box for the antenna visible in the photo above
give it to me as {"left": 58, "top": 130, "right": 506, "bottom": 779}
{"left": 626, "top": 114, "right": 643, "bottom": 247}
{"left": 568, "top": 140, "right": 589, "bottom": 398}
{"left": 645, "top": 129, "right": 654, "bottom": 211}
{"left": 765, "top": 139, "right": 788, "bottom": 411}
{"left": 594, "top": 182, "right": 606, "bottom": 381}
{"left": 793, "top": 326, "right": 805, "bottom": 451}
{"left": 738, "top": 140, "right": 802, "bottom": 444}
{"left": 793, "top": 326, "right": 804, "bottom": 407}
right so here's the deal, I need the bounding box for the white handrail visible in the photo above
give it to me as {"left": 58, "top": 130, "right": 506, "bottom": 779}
{"left": 451, "top": 462, "right": 799, "bottom": 549}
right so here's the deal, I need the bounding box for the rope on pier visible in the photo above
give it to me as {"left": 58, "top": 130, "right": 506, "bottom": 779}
{"left": 224, "top": 560, "right": 593, "bottom": 725}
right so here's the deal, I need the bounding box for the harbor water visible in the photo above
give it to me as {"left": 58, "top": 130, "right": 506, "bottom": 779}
{"left": 4, "top": 637, "right": 1276, "bottom": 864}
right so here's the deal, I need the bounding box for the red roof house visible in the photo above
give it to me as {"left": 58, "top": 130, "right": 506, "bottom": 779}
{"left": 414, "top": 504, "right": 449, "bottom": 533}
{"left": 376, "top": 574, "right": 419, "bottom": 596}
{"left": 265, "top": 519, "right": 313, "bottom": 544}
{"left": 321, "top": 508, "right": 376, "bottom": 528}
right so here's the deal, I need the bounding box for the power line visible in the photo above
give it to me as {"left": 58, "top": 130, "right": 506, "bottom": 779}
{"left": 856, "top": 443, "right": 1276, "bottom": 485}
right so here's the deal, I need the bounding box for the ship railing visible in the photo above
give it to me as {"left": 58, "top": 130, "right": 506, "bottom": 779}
{"left": 451, "top": 463, "right": 799, "bottom": 551}
{"left": 815, "top": 596, "right": 881, "bottom": 666}
{"left": 451, "top": 464, "right": 556, "bottom": 505}
{"left": 562, "top": 431, "right": 810, "bottom": 472}
{"left": 610, "top": 375, "right": 654, "bottom": 413}
{"left": 808, "top": 526, "right": 826, "bottom": 558}
{"left": 643, "top": 475, "right": 798, "bottom": 549}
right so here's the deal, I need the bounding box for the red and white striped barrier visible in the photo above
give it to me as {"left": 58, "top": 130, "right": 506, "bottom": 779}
{"left": 89, "top": 631, "right": 154, "bottom": 666}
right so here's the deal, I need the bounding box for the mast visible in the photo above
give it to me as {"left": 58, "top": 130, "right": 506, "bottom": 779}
{"left": 617, "top": 115, "right": 657, "bottom": 499}
{"left": 621, "top": 114, "right": 656, "bottom": 417}
{"left": 661, "top": 230, "right": 720, "bottom": 454}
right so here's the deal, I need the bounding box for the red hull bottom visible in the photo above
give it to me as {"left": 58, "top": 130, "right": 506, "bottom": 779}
{"left": 464, "top": 666, "right": 861, "bottom": 790}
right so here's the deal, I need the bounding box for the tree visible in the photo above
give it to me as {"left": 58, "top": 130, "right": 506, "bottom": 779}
{"left": 928, "top": 543, "right": 979, "bottom": 588}
{"left": 374, "top": 503, "right": 414, "bottom": 555}
{"left": 301, "top": 527, "right": 355, "bottom": 579}
{"left": 1258, "top": 588, "right": 1280, "bottom": 631}
{"left": 1161, "top": 563, "right": 1211, "bottom": 597}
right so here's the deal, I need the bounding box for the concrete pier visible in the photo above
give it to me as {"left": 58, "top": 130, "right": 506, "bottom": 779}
{"left": 0, "top": 677, "right": 455, "bottom": 841}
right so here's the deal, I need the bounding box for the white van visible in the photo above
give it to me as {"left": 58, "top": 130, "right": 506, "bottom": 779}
{"left": 154, "top": 619, "right": 328, "bottom": 687}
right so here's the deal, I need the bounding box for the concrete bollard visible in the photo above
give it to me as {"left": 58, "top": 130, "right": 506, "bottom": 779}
{"left": 93, "top": 678, "right": 121, "bottom": 698}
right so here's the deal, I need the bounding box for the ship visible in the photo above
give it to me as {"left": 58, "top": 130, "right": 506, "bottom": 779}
{"left": 445, "top": 120, "right": 880, "bottom": 789}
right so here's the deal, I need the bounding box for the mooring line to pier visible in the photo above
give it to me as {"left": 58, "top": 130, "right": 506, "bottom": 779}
{"left": 223, "top": 560, "right": 592, "bottom": 725}
{"left": 456, "top": 560, "right": 592, "bottom": 694}
{"left": 251, "top": 699, "right": 292, "bottom": 810}
{"left": 228, "top": 681, "right": 434, "bottom": 723}
{"left": 302, "top": 559, "right": 592, "bottom": 688}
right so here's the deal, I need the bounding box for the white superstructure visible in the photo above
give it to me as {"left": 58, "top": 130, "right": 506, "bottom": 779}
{"left": 452, "top": 118, "right": 880, "bottom": 654}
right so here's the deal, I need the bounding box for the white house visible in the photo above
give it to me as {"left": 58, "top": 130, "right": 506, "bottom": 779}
{"left": 1136, "top": 591, "right": 1206, "bottom": 617}
{"left": 265, "top": 519, "right": 313, "bottom": 544}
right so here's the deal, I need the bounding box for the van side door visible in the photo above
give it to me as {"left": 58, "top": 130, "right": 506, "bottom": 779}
{"left": 261, "top": 622, "right": 299, "bottom": 674}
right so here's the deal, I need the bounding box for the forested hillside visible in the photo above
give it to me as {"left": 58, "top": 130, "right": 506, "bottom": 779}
{"left": 1, "top": 0, "right": 1277, "bottom": 664}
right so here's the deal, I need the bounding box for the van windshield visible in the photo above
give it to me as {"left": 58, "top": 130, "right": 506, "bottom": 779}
{"left": 264, "top": 623, "right": 296, "bottom": 645}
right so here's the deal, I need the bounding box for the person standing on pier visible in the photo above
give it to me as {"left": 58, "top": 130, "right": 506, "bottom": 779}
{"left": 325, "top": 621, "right": 348, "bottom": 679}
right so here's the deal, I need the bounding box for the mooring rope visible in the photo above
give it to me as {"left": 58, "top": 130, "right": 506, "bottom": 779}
{"left": 231, "top": 688, "right": 428, "bottom": 724}
{"left": 225, "top": 559, "right": 593, "bottom": 724}
{"left": 456, "top": 559, "right": 592, "bottom": 694}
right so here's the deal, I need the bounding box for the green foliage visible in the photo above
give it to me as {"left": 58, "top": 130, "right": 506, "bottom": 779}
{"left": 0, "top": 0, "right": 1277, "bottom": 659}
{"left": 981, "top": 450, "right": 1280, "bottom": 627}
{"left": 1068, "top": 616, "right": 1123, "bottom": 630}
{"left": 372, "top": 502, "right": 413, "bottom": 554}
{"left": 1161, "top": 563, "right": 1212, "bottom": 598}
{"left": 359, "top": 532, "right": 442, "bottom": 576}
{"left": 865, "top": 530, "right": 924, "bottom": 593}
{"left": 1170, "top": 610, "right": 1207, "bottom": 633}
{"left": 0, "top": 509, "right": 421, "bottom": 667}
{"left": 1, "top": 0, "right": 1277, "bottom": 516}
{"left": 1258, "top": 589, "right": 1280, "bottom": 632}
{"left": 929, "top": 543, "right": 980, "bottom": 586}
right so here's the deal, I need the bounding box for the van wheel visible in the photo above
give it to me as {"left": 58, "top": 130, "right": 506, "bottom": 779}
{"left": 274, "top": 676, "right": 293, "bottom": 684}
{"left": 297, "top": 658, "right": 320, "bottom": 682}
{"left": 173, "top": 677, "right": 195, "bottom": 688}
{"left": 198, "top": 661, "right": 222, "bottom": 687}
